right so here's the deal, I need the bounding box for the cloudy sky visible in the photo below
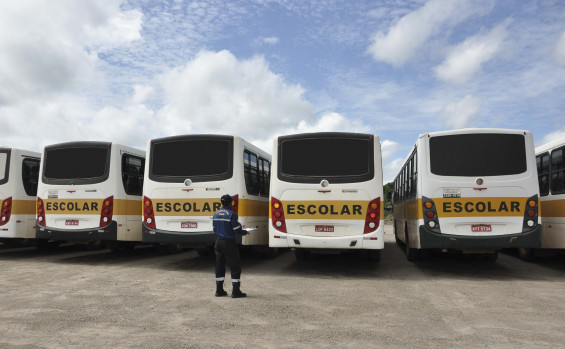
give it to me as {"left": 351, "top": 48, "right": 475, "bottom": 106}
{"left": 1, "top": 0, "right": 564, "bottom": 182}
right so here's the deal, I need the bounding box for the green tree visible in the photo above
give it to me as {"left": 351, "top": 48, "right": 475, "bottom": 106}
{"left": 383, "top": 182, "right": 393, "bottom": 208}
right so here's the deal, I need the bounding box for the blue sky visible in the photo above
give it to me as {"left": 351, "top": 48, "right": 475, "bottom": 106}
{"left": 0, "top": 0, "right": 564, "bottom": 182}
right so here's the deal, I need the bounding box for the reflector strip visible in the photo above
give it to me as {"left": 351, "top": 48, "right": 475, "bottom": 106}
{"left": 216, "top": 277, "right": 225, "bottom": 281}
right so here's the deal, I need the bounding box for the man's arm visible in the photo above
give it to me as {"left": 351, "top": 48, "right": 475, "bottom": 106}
{"left": 230, "top": 213, "right": 248, "bottom": 235}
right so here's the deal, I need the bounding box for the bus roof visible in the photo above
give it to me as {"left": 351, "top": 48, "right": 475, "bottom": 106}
{"left": 419, "top": 128, "right": 530, "bottom": 139}
{"left": 535, "top": 135, "right": 565, "bottom": 154}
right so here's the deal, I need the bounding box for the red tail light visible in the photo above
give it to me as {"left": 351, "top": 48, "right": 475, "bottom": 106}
{"left": 232, "top": 194, "right": 239, "bottom": 214}
{"left": 36, "top": 197, "right": 45, "bottom": 226}
{"left": 271, "top": 197, "right": 286, "bottom": 233}
{"left": 0, "top": 197, "right": 12, "bottom": 226}
{"left": 99, "top": 196, "right": 113, "bottom": 227}
{"left": 143, "top": 196, "right": 156, "bottom": 229}
{"left": 364, "top": 198, "right": 380, "bottom": 234}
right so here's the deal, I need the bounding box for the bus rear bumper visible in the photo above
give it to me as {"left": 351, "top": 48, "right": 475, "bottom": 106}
{"left": 418, "top": 225, "right": 542, "bottom": 249}
{"left": 270, "top": 229, "right": 384, "bottom": 250}
{"left": 141, "top": 223, "right": 216, "bottom": 247}
{"left": 36, "top": 221, "right": 118, "bottom": 241}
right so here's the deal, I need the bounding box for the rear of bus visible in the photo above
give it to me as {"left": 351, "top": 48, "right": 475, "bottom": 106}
{"left": 417, "top": 129, "right": 541, "bottom": 252}
{"left": 142, "top": 135, "right": 236, "bottom": 248}
{"left": 269, "top": 133, "right": 384, "bottom": 258}
{"left": 36, "top": 142, "right": 119, "bottom": 242}
{"left": 0, "top": 148, "right": 40, "bottom": 243}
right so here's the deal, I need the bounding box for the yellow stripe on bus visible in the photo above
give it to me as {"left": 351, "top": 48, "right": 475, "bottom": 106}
{"left": 239, "top": 199, "right": 268, "bottom": 217}
{"left": 12, "top": 200, "right": 36, "bottom": 215}
{"left": 540, "top": 199, "right": 565, "bottom": 218}
{"left": 43, "top": 198, "right": 141, "bottom": 216}
{"left": 435, "top": 197, "right": 530, "bottom": 217}
{"left": 150, "top": 198, "right": 266, "bottom": 217}
{"left": 393, "top": 198, "right": 423, "bottom": 220}
{"left": 278, "top": 200, "right": 371, "bottom": 220}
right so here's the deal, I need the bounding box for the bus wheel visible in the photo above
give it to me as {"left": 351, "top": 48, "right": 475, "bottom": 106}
{"left": 394, "top": 221, "right": 404, "bottom": 246}
{"left": 518, "top": 248, "right": 536, "bottom": 262}
{"left": 36, "top": 239, "right": 60, "bottom": 250}
{"left": 265, "top": 247, "right": 279, "bottom": 258}
{"left": 405, "top": 231, "right": 418, "bottom": 262}
{"left": 86, "top": 240, "right": 105, "bottom": 251}
{"left": 196, "top": 247, "right": 213, "bottom": 257}
{"left": 478, "top": 252, "right": 498, "bottom": 263}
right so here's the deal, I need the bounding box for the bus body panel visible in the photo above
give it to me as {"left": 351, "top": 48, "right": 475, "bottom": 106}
{"left": 536, "top": 136, "right": 565, "bottom": 249}
{"left": 36, "top": 143, "right": 144, "bottom": 242}
{"left": 269, "top": 133, "right": 384, "bottom": 251}
{"left": 393, "top": 129, "right": 540, "bottom": 252}
{"left": 0, "top": 148, "right": 41, "bottom": 240}
{"left": 142, "top": 136, "right": 271, "bottom": 247}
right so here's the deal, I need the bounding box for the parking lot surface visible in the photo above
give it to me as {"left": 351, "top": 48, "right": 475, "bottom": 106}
{"left": 1, "top": 224, "right": 565, "bottom": 348}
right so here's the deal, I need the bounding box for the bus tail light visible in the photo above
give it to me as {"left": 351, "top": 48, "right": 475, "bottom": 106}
{"left": 271, "top": 197, "right": 286, "bottom": 233}
{"left": 0, "top": 197, "right": 12, "bottom": 226}
{"left": 37, "top": 197, "right": 45, "bottom": 226}
{"left": 99, "top": 196, "right": 113, "bottom": 227}
{"left": 422, "top": 196, "right": 440, "bottom": 232}
{"left": 143, "top": 196, "right": 156, "bottom": 229}
{"left": 522, "top": 195, "right": 538, "bottom": 231}
{"left": 364, "top": 198, "right": 380, "bottom": 234}
{"left": 232, "top": 195, "right": 239, "bottom": 214}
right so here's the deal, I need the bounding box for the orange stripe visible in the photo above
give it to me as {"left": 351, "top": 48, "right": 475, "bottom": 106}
{"left": 540, "top": 199, "right": 565, "bottom": 218}
{"left": 11, "top": 200, "right": 36, "bottom": 215}
{"left": 393, "top": 198, "right": 422, "bottom": 220}
{"left": 239, "top": 199, "right": 268, "bottom": 217}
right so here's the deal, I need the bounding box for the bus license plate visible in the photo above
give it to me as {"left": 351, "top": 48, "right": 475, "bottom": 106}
{"left": 471, "top": 224, "right": 492, "bottom": 232}
{"left": 315, "top": 225, "right": 334, "bottom": 232}
{"left": 181, "top": 222, "right": 198, "bottom": 229}
{"left": 65, "top": 220, "right": 79, "bottom": 226}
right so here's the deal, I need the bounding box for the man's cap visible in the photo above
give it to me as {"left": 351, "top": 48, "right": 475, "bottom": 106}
{"left": 221, "top": 194, "right": 233, "bottom": 206}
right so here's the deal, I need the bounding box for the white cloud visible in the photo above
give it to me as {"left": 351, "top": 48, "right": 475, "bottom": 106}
{"left": 540, "top": 128, "right": 565, "bottom": 146}
{"left": 435, "top": 22, "right": 508, "bottom": 85}
{"left": 439, "top": 95, "right": 482, "bottom": 129}
{"left": 554, "top": 31, "right": 565, "bottom": 66}
{"left": 367, "top": 0, "right": 474, "bottom": 66}
{"left": 255, "top": 36, "right": 279, "bottom": 45}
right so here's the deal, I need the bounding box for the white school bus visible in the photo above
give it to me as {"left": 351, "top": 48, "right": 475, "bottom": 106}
{"left": 35, "top": 142, "right": 145, "bottom": 248}
{"left": 142, "top": 135, "right": 271, "bottom": 252}
{"left": 0, "top": 147, "right": 41, "bottom": 246}
{"left": 518, "top": 136, "right": 565, "bottom": 260}
{"left": 393, "top": 128, "right": 541, "bottom": 262}
{"left": 269, "top": 132, "right": 384, "bottom": 261}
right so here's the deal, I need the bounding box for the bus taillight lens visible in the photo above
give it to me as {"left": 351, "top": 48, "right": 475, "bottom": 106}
{"left": 143, "top": 196, "right": 156, "bottom": 229}
{"left": 232, "top": 195, "right": 239, "bottom": 214}
{"left": 364, "top": 198, "right": 380, "bottom": 234}
{"left": 271, "top": 197, "right": 286, "bottom": 233}
{"left": 426, "top": 211, "right": 435, "bottom": 218}
{"left": 0, "top": 197, "right": 12, "bottom": 226}
{"left": 36, "top": 197, "right": 45, "bottom": 226}
{"left": 522, "top": 195, "right": 538, "bottom": 232}
{"left": 99, "top": 196, "right": 113, "bottom": 227}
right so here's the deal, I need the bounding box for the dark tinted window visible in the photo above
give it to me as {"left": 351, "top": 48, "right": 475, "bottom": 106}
{"left": 551, "top": 148, "right": 565, "bottom": 194}
{"left": 278, "top": 136, "right": 374, "bottom": 183}
{"left": 244, "top": 150, "right": 260, "bottom": 195}
{"left": 122, "top": 154, "right": 145, "bottom": 196}
{"left": 150, "top": 138, "right": 232, "bottom": 182}
{"left": 0, "top": 150, "right": 9, "bottom": 185}
{"left": 429, "top": 134, "right": 527, "bottom": 176}
{"left": 44, "top": 146, "right": 109, "bottom": 180}
{"left": 259, "top": 158, "right": 270, "bottom": 197}
{"left": 22, "top": 158, "right": 40, "bottom": 196}
{"left": 537, "top": 153, "right": 549, "bottom": 196}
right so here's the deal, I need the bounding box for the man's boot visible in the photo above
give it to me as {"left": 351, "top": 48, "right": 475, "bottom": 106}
{"left": 231, "top": 282, "right": 247, "bottom": 298}
{"left": 215, "top": 281, "right": 227, "bottom": 297}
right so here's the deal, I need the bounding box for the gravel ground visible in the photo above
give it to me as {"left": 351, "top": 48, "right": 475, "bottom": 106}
{"left": 1, "top": 224, "right": 565, "bottom": 348}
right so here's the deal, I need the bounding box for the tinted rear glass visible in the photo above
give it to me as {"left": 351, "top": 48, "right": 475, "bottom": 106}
{"left": 151, "top": 139, "right": 231, "bottom": 179}
{"left": 0, "top": 151, "right": 8, "bottom": 184}
{"left": 44, "top": 147, "right": 110, "bottom": 180}
{"left": 429, "top": 134, "right": 527, "bottom": 176}
{"left": 279, "top": 136, "right": 374, "bottom": 183}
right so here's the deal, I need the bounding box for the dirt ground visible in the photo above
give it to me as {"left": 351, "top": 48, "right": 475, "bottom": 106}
{"left": 1, "top": 224, "right": 565, "bottom": 348}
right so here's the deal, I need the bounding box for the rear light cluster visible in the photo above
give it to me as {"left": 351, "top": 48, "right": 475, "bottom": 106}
{"left": 232, "top": 195, "right": 239, "bottom": 214}
{"left": 0, "top": 197, "right": 12, "bottom": 226}
{"left": 522, "top": 195, "right": 538, "bottom": 231}
{"left": 144, "top": 196, "right": 156, "bottom": 229}
{"left": 99, "top": 196, "right": 113, "bottom": 227}
{"left": 271, "top": 197, "right": 286, "bottom": 233}
{"left": 422, "top": 196, "right": 440, "bottom": 232}
{"left": 37, "top": 197, "right": 45, "bottom": 226}
{"left": 364, "top": 198, "right": 381, "bottom": 234}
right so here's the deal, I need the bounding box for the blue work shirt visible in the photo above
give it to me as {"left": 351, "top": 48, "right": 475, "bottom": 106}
{"left": 212, "top": 207, "right": 246, "bottom": 239}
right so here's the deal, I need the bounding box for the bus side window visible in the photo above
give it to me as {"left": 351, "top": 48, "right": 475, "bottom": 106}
{"left": 244, "top": 150, "right": 260, "bottom": 196}
{"left": 258, "top": 157, "right": 270, "bottom": 197}
{"left": 122, "top": 154, "right": 145, "bottom": 196}
{"left": 537, "top": 153, "right": 549, "bottom": 196}
{"left": 550, "top": 148, "right": 565, "bottom": 194}
{"left": 22, "top": 158, "right": 40, "bottom": 197}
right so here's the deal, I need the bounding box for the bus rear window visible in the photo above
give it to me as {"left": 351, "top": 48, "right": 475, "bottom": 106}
{"left": 150, "top": 137, "right": 233, "bottom": 182}
{"left": 278, "top": 135, "right": 374, "bottom": 183}
{"left": 43, "top": 145, "right": 110, "bottom": 183}
{"left": 429, "top": 134, "right": 527, "bottom": 177}
{"left": 0, "top": 150, "right": 9, "bottom": 185}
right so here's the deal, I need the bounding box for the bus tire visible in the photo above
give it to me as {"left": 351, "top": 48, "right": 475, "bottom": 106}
{"left": 36, "top": 239, "right": 60, "bottom": 250}
{"left": 368, "top": 249, "right": 381, "bottom": 262}
{"left": 405, "top": 230, "right": 418, "bottom": 262}
{"left": 518, "top": 248, "right": 536, "bottom": 262}
{"left": 196, "top": 247, "right": 213, "bottom": 257}
{"left": 394, "top": 221, "right": 404, "bottom": 246}
{"left": 478, "top": 252, "right": 498, "bottom": 263}
{"left": 295, "top": 249, "right": 309, "bottom": 261}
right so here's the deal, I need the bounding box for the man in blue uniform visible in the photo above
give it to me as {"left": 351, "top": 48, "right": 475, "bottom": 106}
{"left": 213, "top": 194, "right": 249, "bottom": 298}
